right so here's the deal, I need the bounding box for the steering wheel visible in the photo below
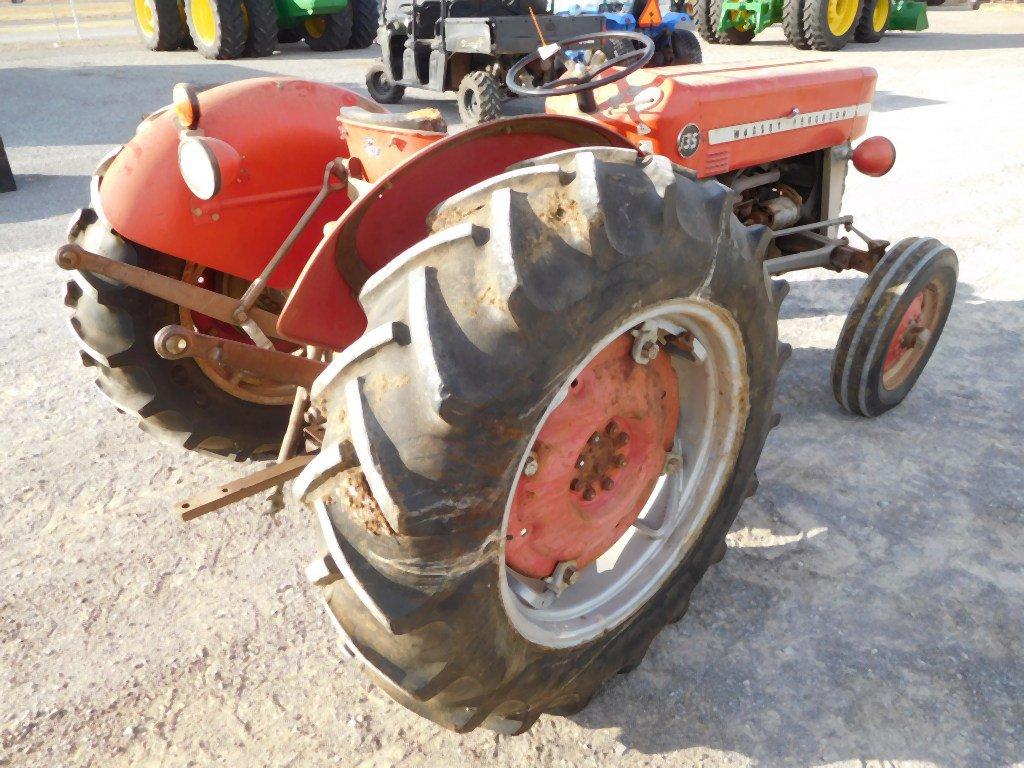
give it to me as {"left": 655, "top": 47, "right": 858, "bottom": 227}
{"left": 505, "top": 31, "right": 655, "bottom": 112}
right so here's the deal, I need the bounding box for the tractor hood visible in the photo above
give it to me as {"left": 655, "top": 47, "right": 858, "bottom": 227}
{"left": 545, "top": 60, "right": 877, "bottom": 177}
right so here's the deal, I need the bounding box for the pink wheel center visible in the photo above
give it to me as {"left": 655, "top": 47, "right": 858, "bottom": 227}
{"left": 883, "top": 291, "right": 925, "bottom": 373}
{"left": 505, "top": 334, "right": 680, "bottom": 580}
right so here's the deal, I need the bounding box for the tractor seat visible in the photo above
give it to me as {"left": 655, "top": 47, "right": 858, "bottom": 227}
{"left": 339, "top": 107, "right": 448, "bottom": 134}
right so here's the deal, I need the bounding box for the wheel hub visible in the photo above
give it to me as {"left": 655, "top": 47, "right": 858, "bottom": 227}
{"left": 505, "top": 334, "right": 680, "bottom": 580}
{"left": 882, "top": 281, "right": 942, "bottom": 390}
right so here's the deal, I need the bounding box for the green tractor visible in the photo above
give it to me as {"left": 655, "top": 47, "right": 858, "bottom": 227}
{"left": 693, "top": 0, "right": 927, "bottom": 50}
{"left": 130, "top": 0, "right": 379, "bottom": 58}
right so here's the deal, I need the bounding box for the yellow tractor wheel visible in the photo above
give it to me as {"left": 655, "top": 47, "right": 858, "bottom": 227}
{"left": 130, "top": 0, "right": 186, "bottom": 50}
{"left": 184, "top": 0, "right": 248, "bottom": 59}
{"left": 802, "top": 0, "right": 863, "bottom": 49}
{"left": 855, "top": 0, "right": 889, "bottom": 42}
{"left": 302, "top": 6, "right": 353, "bottom": 51}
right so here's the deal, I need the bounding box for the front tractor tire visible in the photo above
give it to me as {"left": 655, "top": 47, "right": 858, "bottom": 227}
{"left": 304, "top": 148, "right": 788, "bottom": 733}
{"left": 365, "top": 62, "right": 405, "bottom": 104}
{"left": 670, "top": 28, "right": 704, "bottom": 63}
{"left": 303, "top": 7, "right": 353, "bottom": 51}
{"left": 64, "top": 212, "right": 291, "bottom": 461}
{"left": 832, "top": 237, "right": 957, "bottom": 417}
{"left": 131, "top": 0, "right": 186, "bottom": 50}
{"left": 184, "top": 0, "right": 247, "bottom": 58}
{"left": 694, "top": 0, "right": 721, "bottom": 42}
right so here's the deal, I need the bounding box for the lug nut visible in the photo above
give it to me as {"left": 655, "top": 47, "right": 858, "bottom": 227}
{"left": 600, "top": 476, "right": 614, "bottom": 491}
{"left": 615, "top": 432, "right": 629, "bottom": 447}
{"left": 589, "top": 433, "right": 601, "bottom": 445}
{"left": 614, "top": 455, "right": 627, "bottom": 468}
{"left": 569, "top": 478, "right": 581, "bottom": 492}
{"left": 576, "top": 457, "right": 586, "bottom": 469}
{"left": 582, "top": 487, "right": 596, "bottom": 501}
{"left": 606, "top": 421, "right": 619, "bottom": 436}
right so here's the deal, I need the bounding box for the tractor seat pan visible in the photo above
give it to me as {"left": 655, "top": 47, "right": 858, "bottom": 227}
{"left": 339, "top": 107, "right": 448, "bottom": 134}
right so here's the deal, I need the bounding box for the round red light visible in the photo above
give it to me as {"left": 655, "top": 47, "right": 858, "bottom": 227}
{"left": 851, "top": 136, "right": 896, "bottom": 177}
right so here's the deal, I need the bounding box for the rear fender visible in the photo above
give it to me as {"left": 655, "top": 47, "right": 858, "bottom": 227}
{"left": 278, "top": 115, "right": 634, "bottom": 351}
{"left": 99, "top": 77, "right": 384, "bottom": 289}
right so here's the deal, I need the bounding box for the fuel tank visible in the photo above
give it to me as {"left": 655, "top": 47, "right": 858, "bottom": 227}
{"left": 99, "top": 77, "right": 383, "bottom": 288}
{"left": 545, "top": 60, "right": 877, "bottom": 177}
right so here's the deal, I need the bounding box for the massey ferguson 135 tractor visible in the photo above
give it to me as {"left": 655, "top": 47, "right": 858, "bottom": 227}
{"left": 59, "top": 39, "right": 957, "bottom": 733}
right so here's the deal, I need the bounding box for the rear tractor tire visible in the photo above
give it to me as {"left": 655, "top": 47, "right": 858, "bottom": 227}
{"left": 365, "top": 62, "right": 405, "bottom": 104}
{"left": 457, "top": 71, "right": 503, "bottom": 125}
{"left": 184, "top": 0, "right": 247, "bottom": 59}
{"left": 303, "top": 7, "right": 354, "bottom": 51}
{"left": 854, "top": 0, "right": 888, "bottom": 42}
{"left": 346, "top": 0, "right": 378, "bottom": 48}
{"left": 64, "top": 211, "right": 291, "bottom": 461}
{"left": 782, "top": 0, "right": 810, "bottom": 48}
{"left": 832, "top": 237, "right": 957, "bottom": 417}
{"left": 131, "top": 0, "right": 186, "bottom": 50}
{"left": 694, "top": 0, "right": 721, "bottom": 42}
{"left": 802, "top": 0, "right": 863, "bottom": 50}
{"left": 302, "top": 148, "right": 788, "bottom": 733}
{"left": 242, "top": 0, "right": 278, "bottom": 57}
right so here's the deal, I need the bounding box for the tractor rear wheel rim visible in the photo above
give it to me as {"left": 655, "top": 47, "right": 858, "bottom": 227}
{"left": 881, "top": 277, "right": 945, "bottom": 390}
{"left": 190, "top": 0, "right": 217, "bottom": 42}
{"left": 135, "top": 0, "right": 156, "bottom": 35}
{"left": 827, "top": 0, "right": 858, "bottom": 35}
{"left": 872, "top": 0, "right": 889, "bottom": 31}
{"left": 499, "top": 300, "right": 747, "bottom": 648}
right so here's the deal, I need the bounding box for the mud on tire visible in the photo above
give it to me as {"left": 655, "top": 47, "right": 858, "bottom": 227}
{"left": 303, "top": 148, "right": 789, "bottom": 733}
{"left": 63, "top": 211, "right": 290, "bottom": 461}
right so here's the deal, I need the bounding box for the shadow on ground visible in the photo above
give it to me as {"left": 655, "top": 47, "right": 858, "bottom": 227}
{"left": 567, "top": 277, "right": 1023, "bottom": 767}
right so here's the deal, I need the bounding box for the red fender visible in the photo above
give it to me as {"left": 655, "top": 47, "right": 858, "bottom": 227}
{"left": 99, "top": 77, "right": 383, "bottom": 289}
{"left": 278, "top": 115, "right": 634, "bottom": 351}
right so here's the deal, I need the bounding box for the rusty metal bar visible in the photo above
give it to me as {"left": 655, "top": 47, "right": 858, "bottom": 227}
{"left": 153, "top": 325, "right": 326, "bottom": 389}
{"left": 55, "top": 244, "right": 287, "bottom": 343}
{"left": 177, "top": 453, "right": 316, "bottom": 521}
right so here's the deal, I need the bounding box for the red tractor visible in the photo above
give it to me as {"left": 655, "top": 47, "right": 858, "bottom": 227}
{"left": 58, "top": 34, "right": 957, "bottom": 734}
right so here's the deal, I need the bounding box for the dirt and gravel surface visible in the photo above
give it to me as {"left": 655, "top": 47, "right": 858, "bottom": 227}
{"left": 1, "top": 7, "right": 1022, "bottom": 767}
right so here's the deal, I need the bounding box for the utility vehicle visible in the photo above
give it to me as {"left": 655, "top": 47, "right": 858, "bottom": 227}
{"left": 130, "top": 0, "right": 379, "bottom": 58}
{"left": 364, "top": 0, "right": 605, "bottom": 123}
{"left": 560, "top": 0, "right": 703, "bottom": 67}
{"left": 59, "top": 38, "right": 957, "bottom": 733}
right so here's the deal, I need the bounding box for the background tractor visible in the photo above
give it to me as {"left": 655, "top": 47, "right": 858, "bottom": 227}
{"left": 559, "top": 0, "right": 703, "bottom": 66}
{"left": 130, "top": 0, "right": 379, "bottom": 58}
{"left": 58, "top": 38, "right": 956, "bottom": 734}
{"left": 693, "top": 0, "right": 927, "bottom": 50}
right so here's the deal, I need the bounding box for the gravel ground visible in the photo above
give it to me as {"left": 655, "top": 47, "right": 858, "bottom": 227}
{"left": 1, "top": 8, "right": 1022, "bottom": 767}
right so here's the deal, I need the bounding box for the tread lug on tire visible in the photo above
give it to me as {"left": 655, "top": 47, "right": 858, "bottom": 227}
{"left": 694, "top": 0, "right": 721, "bottom": 42}
{"left": 242, "top": 0, "right": 278, "bottom": 56}
{"left": 131, "top": 0, "right": 186, "bottom": 50}
{"left": 670, "top": 29, "right": 703, "bottom": 63}
{"left": 305, "top": 149, "right": 785, "bottom": 733}
{"left": 64, "top": 215, "right": 290, "bottom": 460}
{"left": 456, "top": 71, "right": 502, "bottom": 125}
{"left": 831, "top": 237, "right": 957, "bottom": 417}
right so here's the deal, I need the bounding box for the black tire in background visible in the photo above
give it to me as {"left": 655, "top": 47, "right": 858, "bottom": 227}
{"left": 782, "top": 0, "right": 810, "bottom": 48}
{"left": 242, "top": 0, "right": 278, "bottom": 56}
{"left": 456, "top": 71, "right": 503, "bottom": 125}
{"left": 64, "top": 211, "right": 290, "bottom": 461}
{"left": 802, "top": 0, "right": 862, "bottom": 50}
{"left": 131, "top": 0, "right": 186, "bottom": 50}
{"left": 305, "top": 148, "right": 787, "bottom": 733}
{"left": 303, "top": 7, "right": 353, "bottom": 51}
{"left": 831, "top": 237, "right": 957, "bottom": 417}
{"left": 185, "top": 0, "right": 247, "bottom": 59}
{"left": 694, "top": 0, "right": 721, "bottom": 42}
{"left": 854, "top": 0, "right": 888, "bottom": 42}
{"left": 277, "top": 26, "right": 304, "bottom": 43}
{"left": 670, "top": 28, "right": 703, "bottom": 63}
{"left": 347, "top": 0, "right": 378, "bottom": 48}
{"left": 365, "top": 62, "right": 405, "bottom": 104}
